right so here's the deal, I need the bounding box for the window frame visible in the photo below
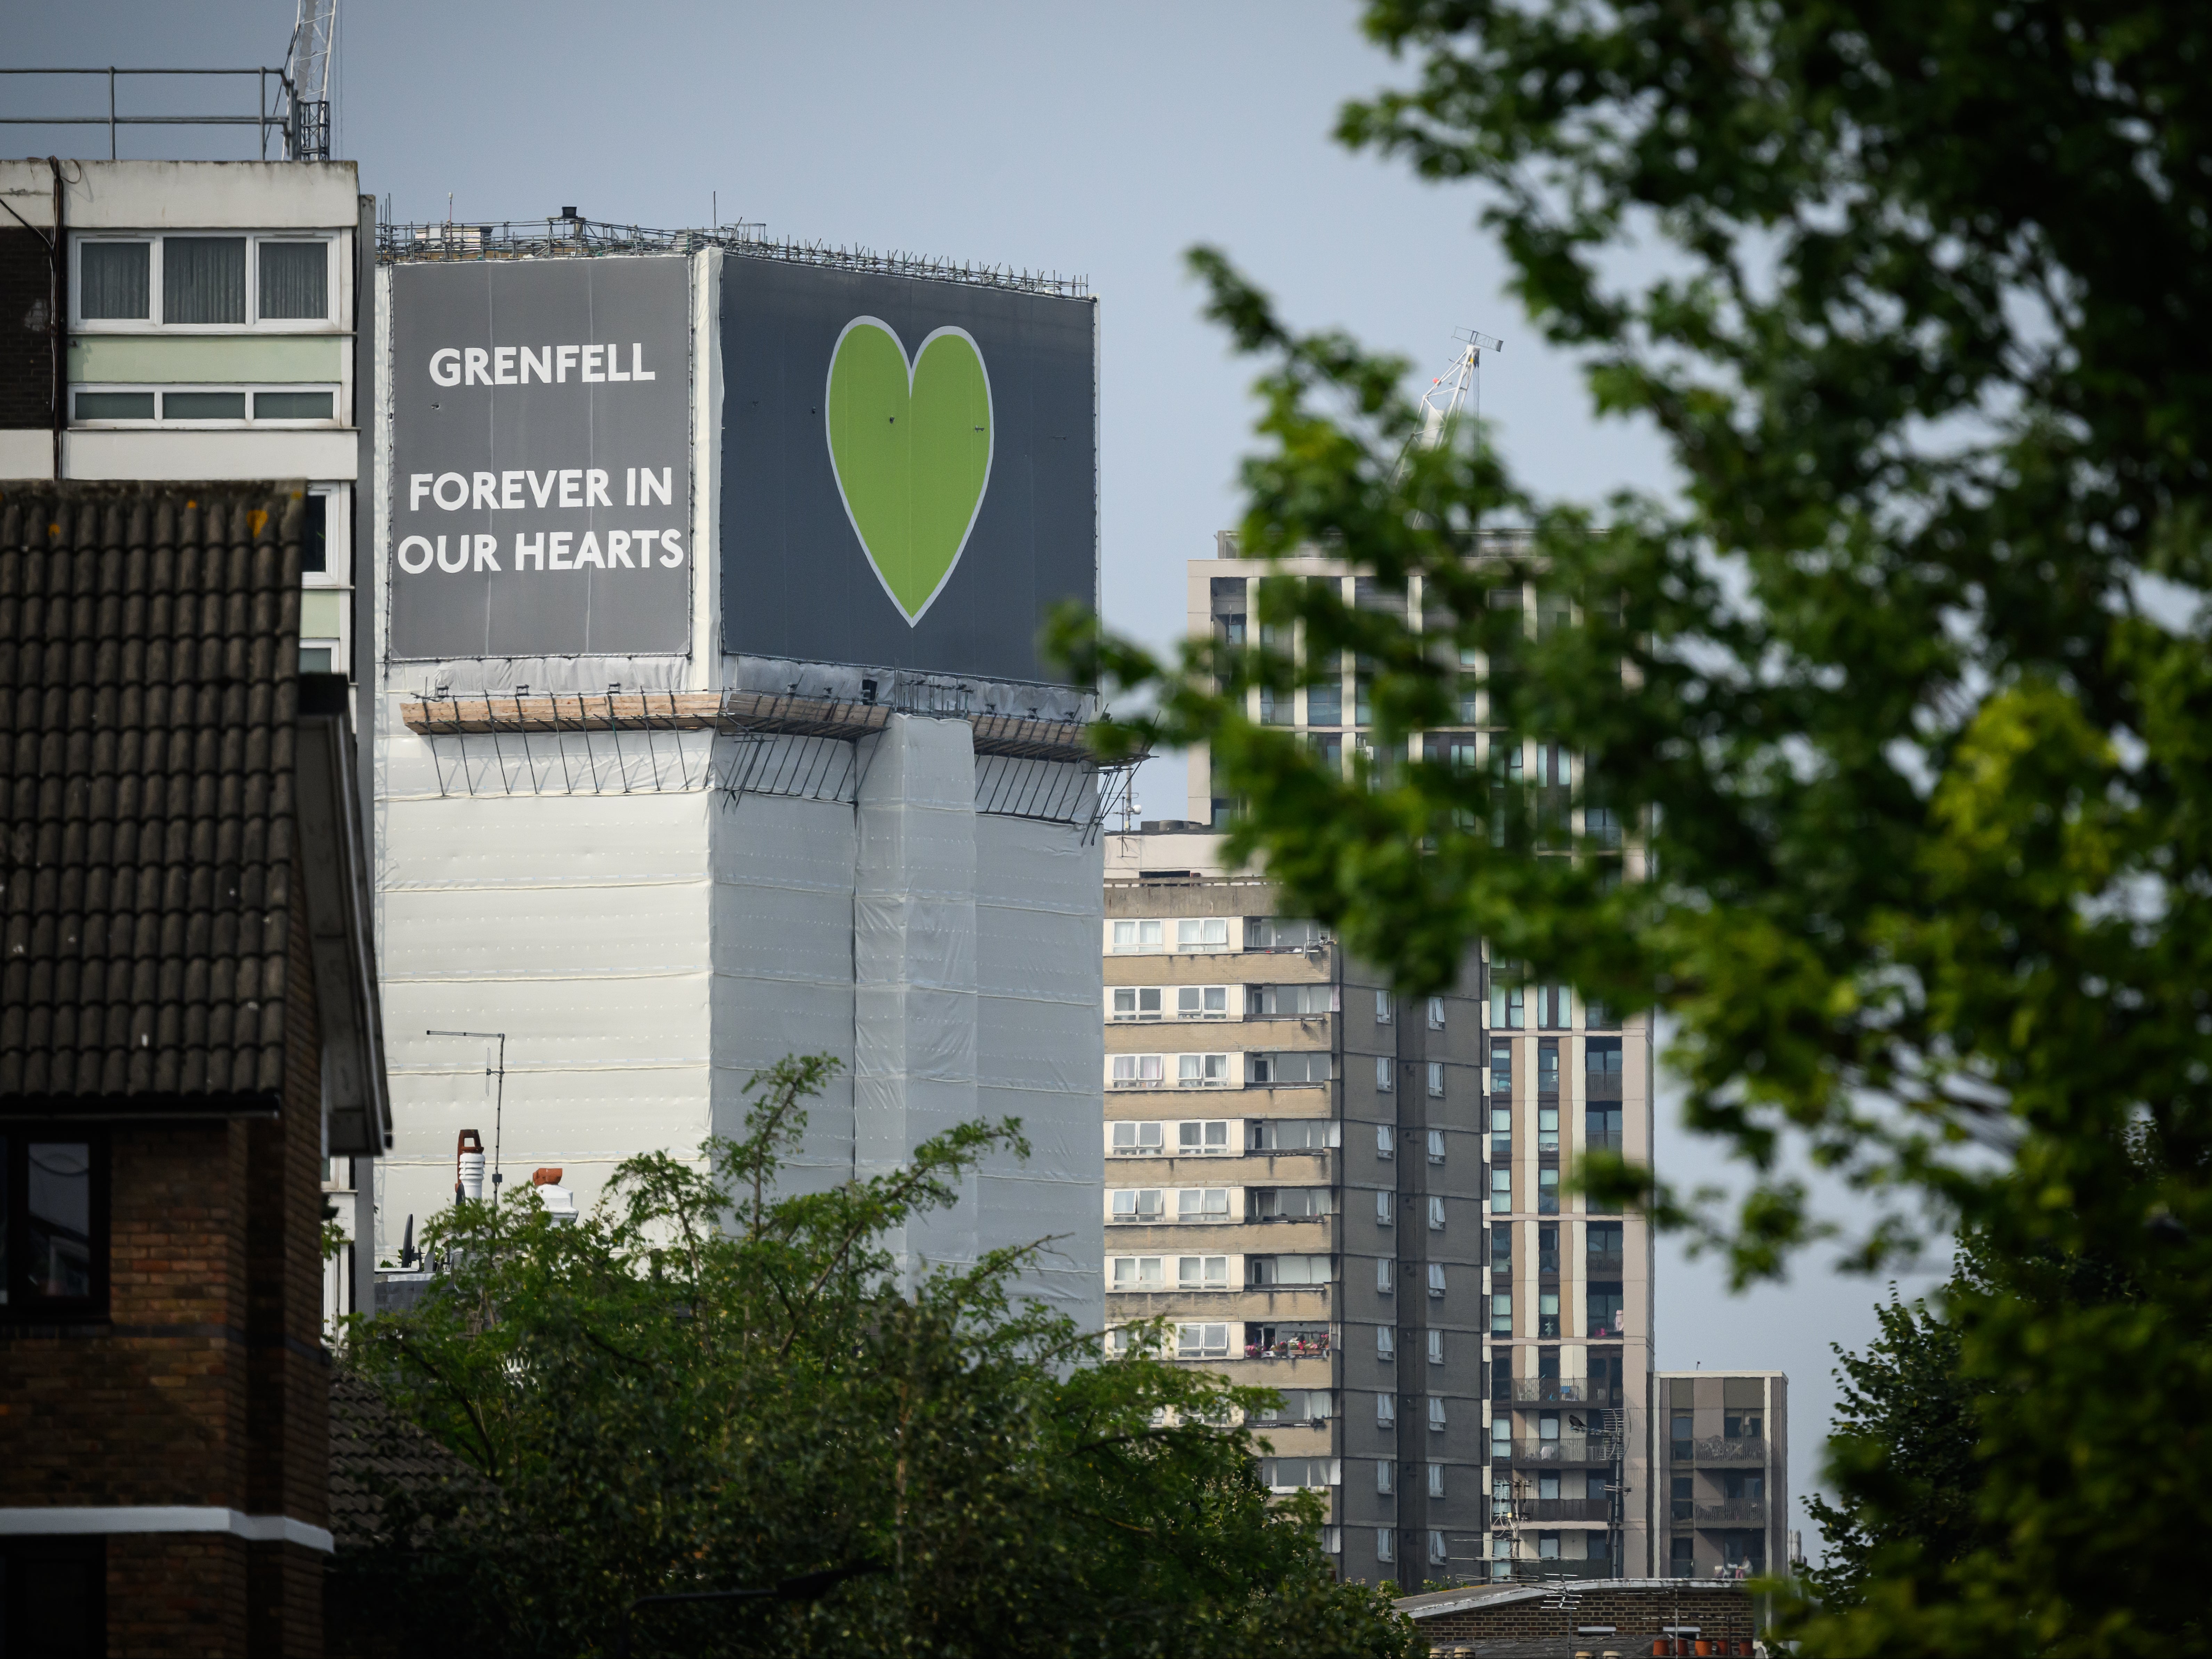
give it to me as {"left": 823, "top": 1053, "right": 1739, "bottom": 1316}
{"left": 1, "top": 1129, "right": 112, "bottom": 1323}
{"left": 71, "top": 230, "right": 344, "bottom": 333}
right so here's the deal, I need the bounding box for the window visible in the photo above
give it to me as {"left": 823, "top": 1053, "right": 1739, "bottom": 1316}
{"left": 165, "top": 236, "right": 247, "bottom": 324}
{"left": 1262, "top": 1456, "right": 1338, "bottom": 1490}
{"left": 1724, "top": 1470, "right": 1766, "bottom": 1502}
{"left": 1427, "top": 1396, "right": 1447, "bottom": 1431}
{"left": 1176, "top": 918, "right": 1231, "bottom": 951}
{"left": 1491, "top": 1222, "right": 1513, "bottom": 1271}
{"left": 1427, "top": 996, "right": 1446, "bottom": 1029}
{"left": 1307, "top": 678, "right": 1344, "bottom": 727}
{"left": 1177, "top": 1188, "right": 1231, "bottom": 1220}
{"left": 1537, "top": 1530, "right": 1561, "bottom": 1561}
{"left": 1249, "top": 1119, "right": 1340, "bottom": 1151}
{"left": 1244, "top": 916, "right": 1327, "bottom": 952}
{"left": 1176, "top": 985, "right": 1231, "bottom": 1019}
{"left": 1247, "top": 1254, "right": 1331, "bottom": 1286}
{"left": 1376, "top": 1190, "right": 1395, "bottom": 1227}
{"left": 1176, "top": 1322, "right": 1232, "bottom": 1359}
{"left": 1428, "top": 1196, "right": 1446, "bottom": 1232}
{"left": 1672, "top": 1412, "right": 1695, "bottom": 1450}
{"left": 1111, "top": 919, "right": 1165, "bottom": 951}
{"left": 1110, "top": 1054, "right": 1165, "bottom": 1089}
{"left": 1586, "top": 998, "right": 1621, "bottom": 1031}
{"left": 258, "top": 239, "right": 329, "bottom": 319}
{"left": 1109, "top": 1188, "right": 1164, "bottom": 1221}
{"left": 1376, "top": 1528, "right": 1395, "bottom": 1564}
{"left": 1586, "top": 1101, "right": 1624, "bottom": 1152}
{"left": 1322, "top": 1526, "right": 1342, "bottom": 1555}
{"left": 1377, "top": 1325, "right": 1395, "bottom": 1359}
{"left": 1489, "top": 1038, "right": 1513, "bottom": 1096}
{"left": 1539, "top": 984, "right": 1574, "bottom": 1029}
{"left": 1377, "top": 1392, "right": 1397, "bottom": 1426}
{"left": 1376, "top": 1459, "right": 1396, "bottom": 1495}
{"left": 1426, "top": 1263, "right": 1447, "bottom": 1299}
{"left": 1538, "top": 1291, "right": 1561, "bottom": 1338}
{"left": 1491, "top": 1103, "right": 1512, "bottom": 1158}
{"left": 1109, "top": 986, "right": 1164, "bottom": 1020}
{"left": 1178, "top": 1255, "right": 1230, "bottom": 1290}
{"left": 0, "top": 1537, "right": 105, "bottom": 1652}
{"left": 1177, "top": 1053, "right": 1231, "bottom": 1088}
{"left": 1588, "top": 1283, "right": 1624, "bottom": 1337}
{"left": 1375, "top": 990, "right": 1393, "bottom": 1024}
{"left": 1253, "top": 1187, "right": 1333, "bottom": 1219}
{"left": 1537, "top": 1169, "right": 1560, "bottom": 1214}
{"left": 1427, "top": 1329, "right": 1444, "bottom": 1365}
{"left": 1587, "top": 1221, "right": 1625, "bottom": 1264}
{"left": 2, "top": 1134, "right": 107, "bottom": 1317}
{"left": 1538, "top": 1103, "right": 1560, "bottom": 1154}
{"left": 1109, "top": 1121, "right": 1164, "bottom": 1156}
{"left": 1248, "top": 982, "right": 1337, "bottom": 1017}
{"left": 1491, "top": 1416, "right": 1511, "bottom": 1452}
{"left": 1110, "top": 1256, "right": 1164, "bottom": 1290}
{"left": 1377, "top": 1257, "right": 1395, "bottom": 1295}
{"left": 1671, "top": 1536, "right": 1696, "bottom": 1576}
{"left": 1491, "top": 1167, "right": 1512, "bottom": 1211}
{"left": 1492, "top": 982, "right": 1526, "bottom": 1028}
{"left": 79, "top": 240, "right": 149, "bottom": 318}
{"left": 1429, "top": 1527, "right": 1450, "bottom": 1565}
{"left": 1538, "top": 1411, "right": 1561, "bottom": 1443}
{"left": 1247, "top": 1051, "right": 1332, "bottom": 1085}
{"left": 1537, "top": 1040, "right": 1561, "bottom": 1094}
{"left": 1427, "top": 1062, "right": 1445, "bottom": 1097}
{"left": 1258, "top": 1389, "right": 1334, "bottom": 1423}
{"left": 1724, "top": 1412, "right": 1764, "bottom": 1440}
{"left": 1177, "top": 1120, "right": 1232, "bottom": 1155}
{"left": 1491, "top": 1291, "right": 1513, "bottom": 1335}
{"left": 1375, "top": 1056, "right": 1395, "bottom": 1092}
{"left": 1376, "top": 1124, "right": 1395, "bottom": 1159}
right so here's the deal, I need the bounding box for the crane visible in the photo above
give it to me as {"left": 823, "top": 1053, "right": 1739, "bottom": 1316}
{"left": 1417, "top": 327, "right": 1505, "bottom": 450}
{"left": 280, "top": 0, "right": 338, "bottom": 161}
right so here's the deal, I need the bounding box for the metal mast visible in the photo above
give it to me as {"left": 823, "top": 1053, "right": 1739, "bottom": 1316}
{"left": 1416, "top": 327, "right": 1505, "bottom": 450}
{"left": 280, "top": 0, "right": 338, "bottom": 160}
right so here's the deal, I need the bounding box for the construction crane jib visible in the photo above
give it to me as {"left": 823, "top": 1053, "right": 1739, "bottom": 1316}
{"left": 1417, "top": 327, "right": 1505, "bottom": 451}
{"left": 281, "top": 0, "right": 338, "bottom": 161}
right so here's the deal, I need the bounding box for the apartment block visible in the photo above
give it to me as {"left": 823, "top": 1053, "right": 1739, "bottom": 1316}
{"left": 1159, "top": 536, "right": 1659, "bottom": 1580}
{"left": 1657, "top": 1372, "right": 1789, "bottom": 1579}
{"left": 1102, "top": 835, "right": 1488, "bottom": 1585}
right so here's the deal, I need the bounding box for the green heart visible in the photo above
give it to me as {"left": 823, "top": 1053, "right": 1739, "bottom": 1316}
{"left": 825, "top": 319, "right": 993, "bottom": 624}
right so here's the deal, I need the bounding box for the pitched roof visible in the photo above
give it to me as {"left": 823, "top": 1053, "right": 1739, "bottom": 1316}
{"left": 0, "top": 483, "right": 303, "bottom": 1109}
{"left": 328, "top": 1369, "right": 497, "bottom": 1552}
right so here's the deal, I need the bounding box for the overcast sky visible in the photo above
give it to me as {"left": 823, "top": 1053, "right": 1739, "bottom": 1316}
{"left": 12, "top": 0, "right": 1947, "bottom": 1559}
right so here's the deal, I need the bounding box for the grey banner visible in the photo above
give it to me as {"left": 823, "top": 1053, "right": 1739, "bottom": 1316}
{"left": 387, "top": 256, "right": 692, "bottom": 659}
{"left": 720, "top": 260, "right": 1096, "bottom": 684}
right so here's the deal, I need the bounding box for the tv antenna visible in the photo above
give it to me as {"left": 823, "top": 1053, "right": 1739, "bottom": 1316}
{"left": 1419, "top": 327, "right": 1504, "bottom": 447}
{"left": 425, "top": 1030, "right": 507, "bottom": 1205}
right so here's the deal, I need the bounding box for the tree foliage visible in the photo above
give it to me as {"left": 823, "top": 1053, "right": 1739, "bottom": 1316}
{"left": 1055, "top": 4, "right": 2212, "bottom": 1654}
{"left": 339, "top": 1057, "right": 1416, "bottom": 1659}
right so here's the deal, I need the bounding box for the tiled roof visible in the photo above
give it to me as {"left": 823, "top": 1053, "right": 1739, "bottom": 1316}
{"left": 0, "top": 483, "right": 303, "bottom": 1107}
{"left": 328, "top": 1369, "right": 496, "bottom": 1552}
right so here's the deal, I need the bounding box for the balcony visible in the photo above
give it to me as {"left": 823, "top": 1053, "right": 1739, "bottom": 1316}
{"left": 1585, "top": 1247, "right": 1625, "bottom": 1276}
{"left": 1503, "top": 1498, "right": 1610, "bottom": 1523}
{"left": 1693, "top": 1501, "right": 1767, "bottom": 1525}
{"left": 1510, "top": 1377, "right": 1592, "bottom": 1404}
{"left": 1506, "top": 1438, "right": 1618, "bottom": 1467}
{"left": 1668, "top": 1436, "right": 1769, "bottom": 1464}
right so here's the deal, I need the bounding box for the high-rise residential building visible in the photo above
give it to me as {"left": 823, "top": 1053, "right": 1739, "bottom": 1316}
{"left": 1120, "top": 534, "right": 1659, "bottom": 1580}
{"left": 1656, "top": 1372, "right": 1789, "bottom": 1580}
{"left": 1102, "top": 832, "right": 1488, "bottom": 1585}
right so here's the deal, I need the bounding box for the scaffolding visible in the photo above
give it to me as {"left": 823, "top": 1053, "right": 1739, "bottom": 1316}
{"left": 400, "top": 689, "right": 1139, "bottom": 836}
{"left": 376, "top": 214, "right": 1089, "bottom": 299}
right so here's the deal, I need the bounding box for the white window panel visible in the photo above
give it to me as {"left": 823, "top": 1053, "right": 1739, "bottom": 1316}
{"left": 1176, "top": 1119, "right": 1232, "bottom": 1154}
{"left": 1175, "top": 984, "right": 1232, "bottom": 1019}
{"left": 1108, "top": 1188, "right": 1164, "bottom": 1222}
{"left": 1109, "top": 1054, "right": 1166, "bottom": 1089}
{"left": 1109, "top": 919, "right": 1165, "bottom": 953}
{"left": 1176, "top": 917, "right": 1232, "bottom": 951}
{"left": 1176, "top": 1187, "right": 1232, "bottom": 1220}
{"left": 1177, "top": 1254, "right": 1230, "bottom": 1290}
{"left": 1377, "top": 1125, "right": 1395, "bottom": 1158}
{"left": 1376, "top": 1056, "right": 1394, "bottom": 1092}
{"left": 1108, "top": 1120, "right": 1164, "bottom": 1156}
{"left": 1175, "top": 1321, "right": 1232, "bottom": 1358}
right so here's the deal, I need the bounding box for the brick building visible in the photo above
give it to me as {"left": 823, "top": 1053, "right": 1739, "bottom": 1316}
{"left": 0, "top": 483, "right": 389, "bottom": 1653}
{"left": 1394, "top": 1577, "right": 1757, "bottom": 1656}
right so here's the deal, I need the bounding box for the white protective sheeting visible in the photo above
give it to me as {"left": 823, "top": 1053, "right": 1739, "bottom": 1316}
{"left": 377, "top": 703, "right": 714, "bottom": 1238}
{"left": 974, "top": 808, "right": 1106, "bottom": 1327}
{"left": 710, "top": 789, "right": 862, "bottom": 1193}
{"left": 853, "top": 716, "right": 981, "bottom": 1286}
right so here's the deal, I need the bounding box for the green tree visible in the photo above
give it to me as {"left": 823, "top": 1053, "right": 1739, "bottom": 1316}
{"left": 1059, "top": 4, "right": 2212, "bottom": 1654}
{"left": 1801, "top": 1262, "right": 1984, "bottom": 1611}
{"left": 341, "top": 1056, "right": 1417, "bottom": 1659}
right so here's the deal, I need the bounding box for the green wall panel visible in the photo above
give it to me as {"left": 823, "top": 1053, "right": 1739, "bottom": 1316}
{"left": 69, "top": 334, "right": 343, "bottom": 385}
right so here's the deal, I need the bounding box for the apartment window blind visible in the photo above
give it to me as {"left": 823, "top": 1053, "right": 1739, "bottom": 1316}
{"left": 164, "top": 237, "right": 246, "bottom": 324}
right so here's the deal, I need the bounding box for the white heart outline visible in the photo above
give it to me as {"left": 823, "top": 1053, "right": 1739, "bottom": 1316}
{"left": 823, "top": 315, "right": 995, "bottom": 627}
